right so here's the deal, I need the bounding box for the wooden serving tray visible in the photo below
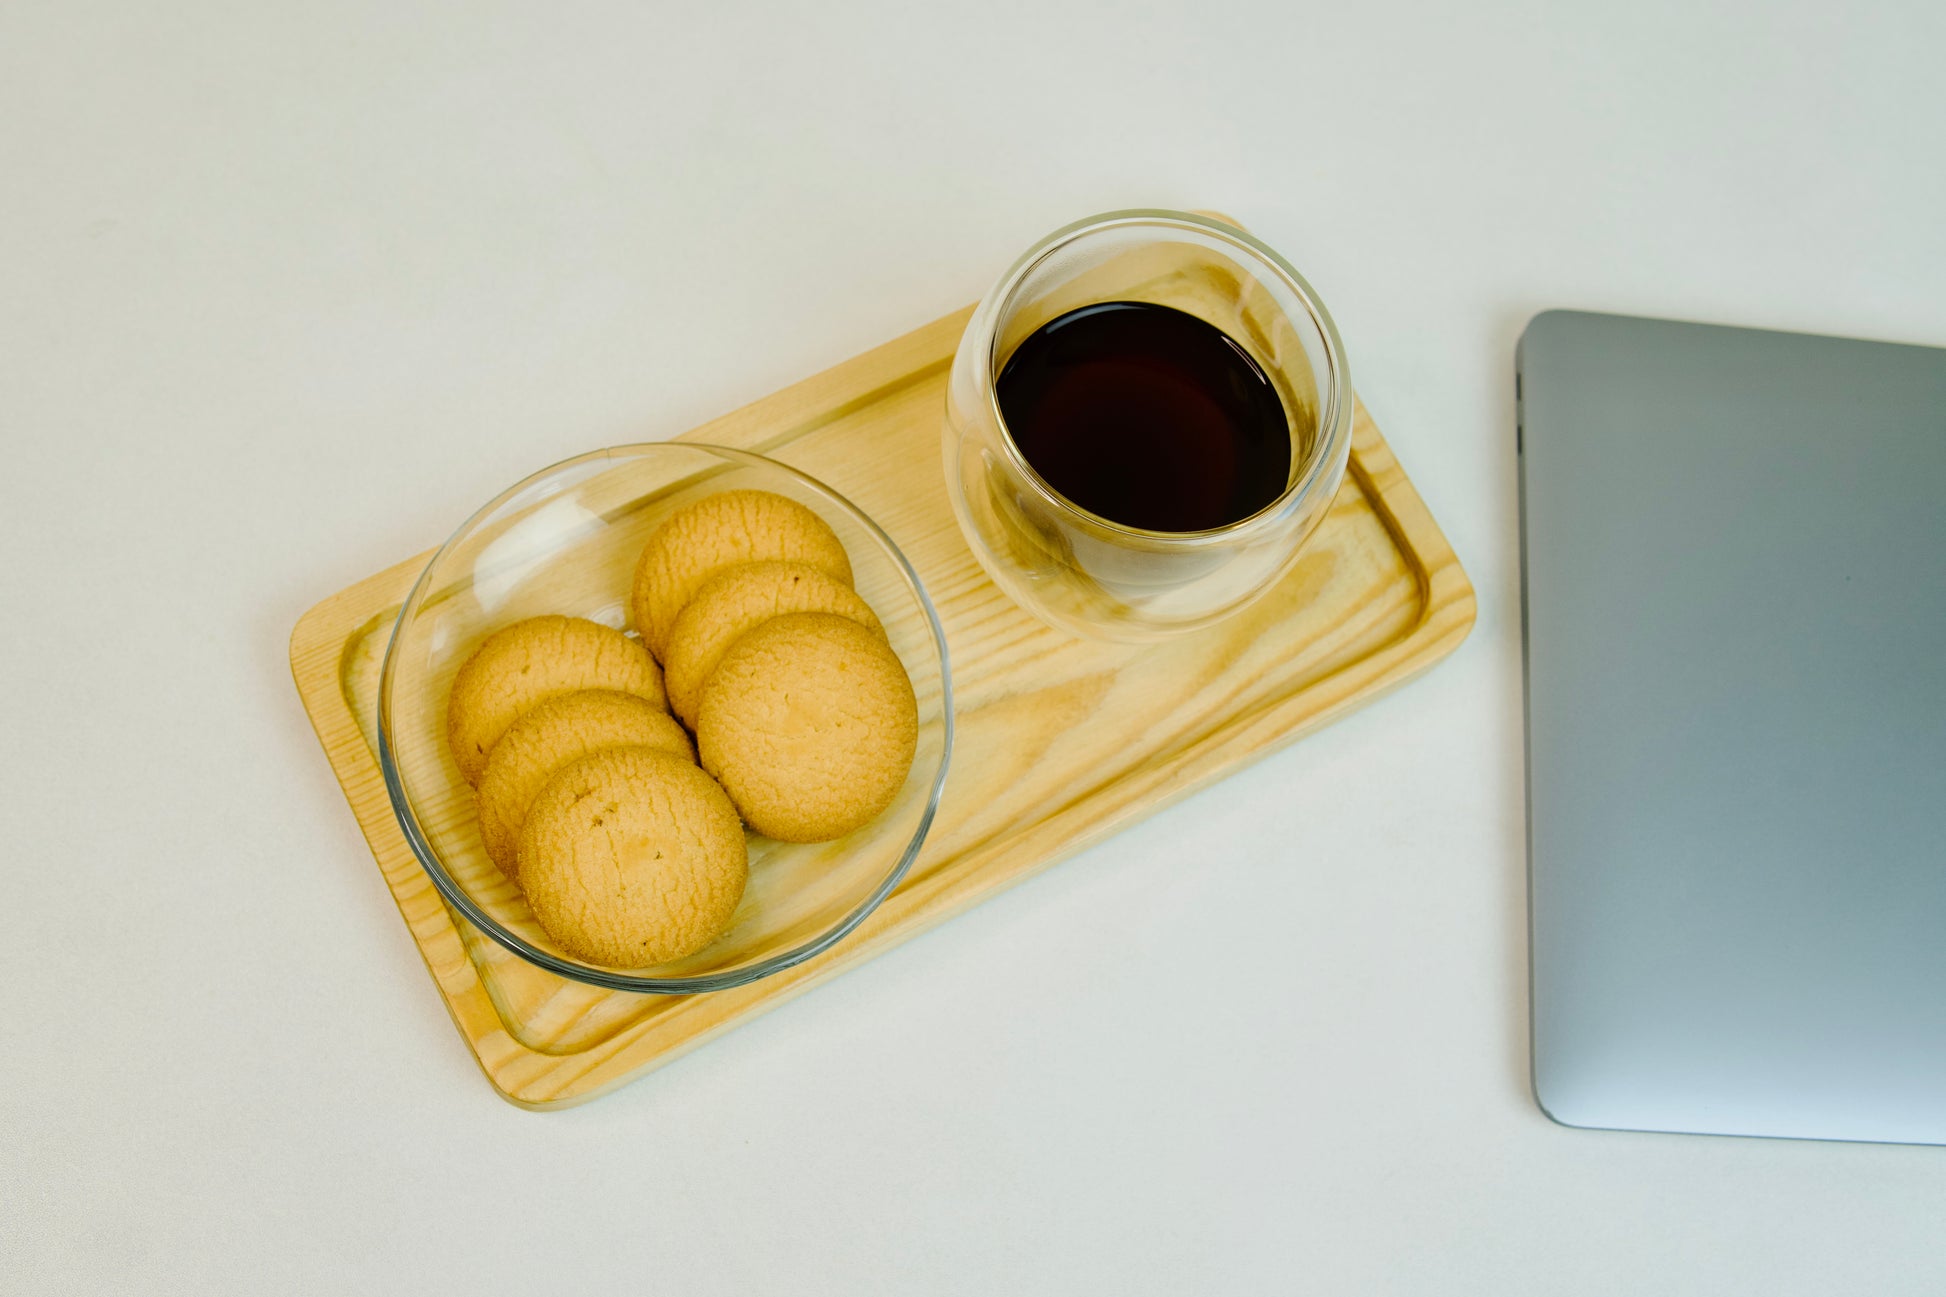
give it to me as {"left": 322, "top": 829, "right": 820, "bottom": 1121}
{"left": 290, "top": 282, "right": 1474, "bottom": 1109}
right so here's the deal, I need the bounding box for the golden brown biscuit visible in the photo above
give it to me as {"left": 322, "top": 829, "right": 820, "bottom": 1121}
{"left": 662, "top": 560, "right": 884, "bottom": 725}
{"left": 630, "top": 489, "right": 853, "bottom": 661}
{"left": 697, "top": 612, "right": 918, "bottom": 843}
{"left": 476, "top": 689, "right": 695, "bottom": 880}
{"left": 519, "top": 746, "right": 748, "bottom": 967}
{"left": 445, "top": 615, "right": 666, "bottom": 786}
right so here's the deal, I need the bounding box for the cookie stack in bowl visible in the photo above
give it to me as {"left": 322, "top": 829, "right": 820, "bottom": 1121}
{"left": 443, "top": 489, "right": 918, "bottom": 970}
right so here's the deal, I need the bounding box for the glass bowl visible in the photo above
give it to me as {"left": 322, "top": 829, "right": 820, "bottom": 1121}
{"left": 377, "top": 444, "right": 953, "bottom": 994}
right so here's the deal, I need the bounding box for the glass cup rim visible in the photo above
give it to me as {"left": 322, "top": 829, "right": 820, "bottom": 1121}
{"left": 974, "top": 208, "right": 1352, "bottom": 546}
{"left": 375, "top": 441, "right": 955, "bottom": 995}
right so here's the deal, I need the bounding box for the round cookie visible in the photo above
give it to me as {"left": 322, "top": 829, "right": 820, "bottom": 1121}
{"left": 519, "top": 746, "right": 748, "bottom": 967}
{"left": 476, "top": 689, "right": 695, "bottom": 880}
{"left": 445, "top": 615, "right": 666, "bottom": 786}
{"left": 630, "top": 489, "right": 853, "bottom": 661}
{"left": 662, "top": 561, "right": 884, "bottom": 725}
{"left": 697, "top": 612, "right": 918, "bottom": 843}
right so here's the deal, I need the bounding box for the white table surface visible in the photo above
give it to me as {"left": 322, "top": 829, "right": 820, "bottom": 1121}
{"left": 5, "top": 2, "right": 1944, "bottom": 1292}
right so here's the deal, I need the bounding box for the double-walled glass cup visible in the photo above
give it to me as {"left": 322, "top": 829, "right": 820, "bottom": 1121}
{"left": 943, "top": 210, "right": 1353, "bottom": 641}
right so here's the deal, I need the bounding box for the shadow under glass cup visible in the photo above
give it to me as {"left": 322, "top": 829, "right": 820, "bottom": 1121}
{"left": 942, "top": 209, "right": 1353, "bottom": 642}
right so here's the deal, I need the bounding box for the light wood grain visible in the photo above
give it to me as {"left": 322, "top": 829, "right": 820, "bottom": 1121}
{"left": 289, "top": 276, "right": 1475, "bottom": 1108}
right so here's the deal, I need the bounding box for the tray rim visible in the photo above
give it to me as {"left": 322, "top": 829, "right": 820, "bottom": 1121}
{"left": 289, "top": 303, "right": 1475, "bottom": 1110}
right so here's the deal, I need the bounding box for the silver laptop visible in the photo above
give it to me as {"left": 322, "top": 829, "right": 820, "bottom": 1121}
{"left": 1518, "top": 310, "right": 1946, "bottom": 1145}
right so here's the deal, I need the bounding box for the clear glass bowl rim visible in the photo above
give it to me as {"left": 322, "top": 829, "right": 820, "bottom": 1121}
{"left": 376, "top": 442, "right": 955, "bottom": 995}
{"left": 968, "top": 207, "right": 1353, "bottom": 546}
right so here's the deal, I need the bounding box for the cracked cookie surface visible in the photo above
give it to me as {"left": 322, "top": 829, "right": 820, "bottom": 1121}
{"left": 476, "top": 689, "right": 695, "bottom": 880}
{"left": 518, "top": 746, "right": 747, "bottom": 967}
{"left": 662, "top": 560, "right": 883, "bottom": 725}
{"left": 697, "top": 612, "right": 917, "bottom": 843}
{"left": 629, "top": 490, "right": 852, "bottom": 661}
{"left": 445, "top": 615, "right": 667, "bottom": 786}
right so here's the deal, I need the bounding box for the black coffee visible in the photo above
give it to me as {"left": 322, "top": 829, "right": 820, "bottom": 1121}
{"left": 995, "top": 300, "right": 1292, "bottom": 533}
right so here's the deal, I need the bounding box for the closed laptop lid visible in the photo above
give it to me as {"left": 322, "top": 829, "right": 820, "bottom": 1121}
{"left": 1518, "top": 309, "right": 1946, "bottom": 1144}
